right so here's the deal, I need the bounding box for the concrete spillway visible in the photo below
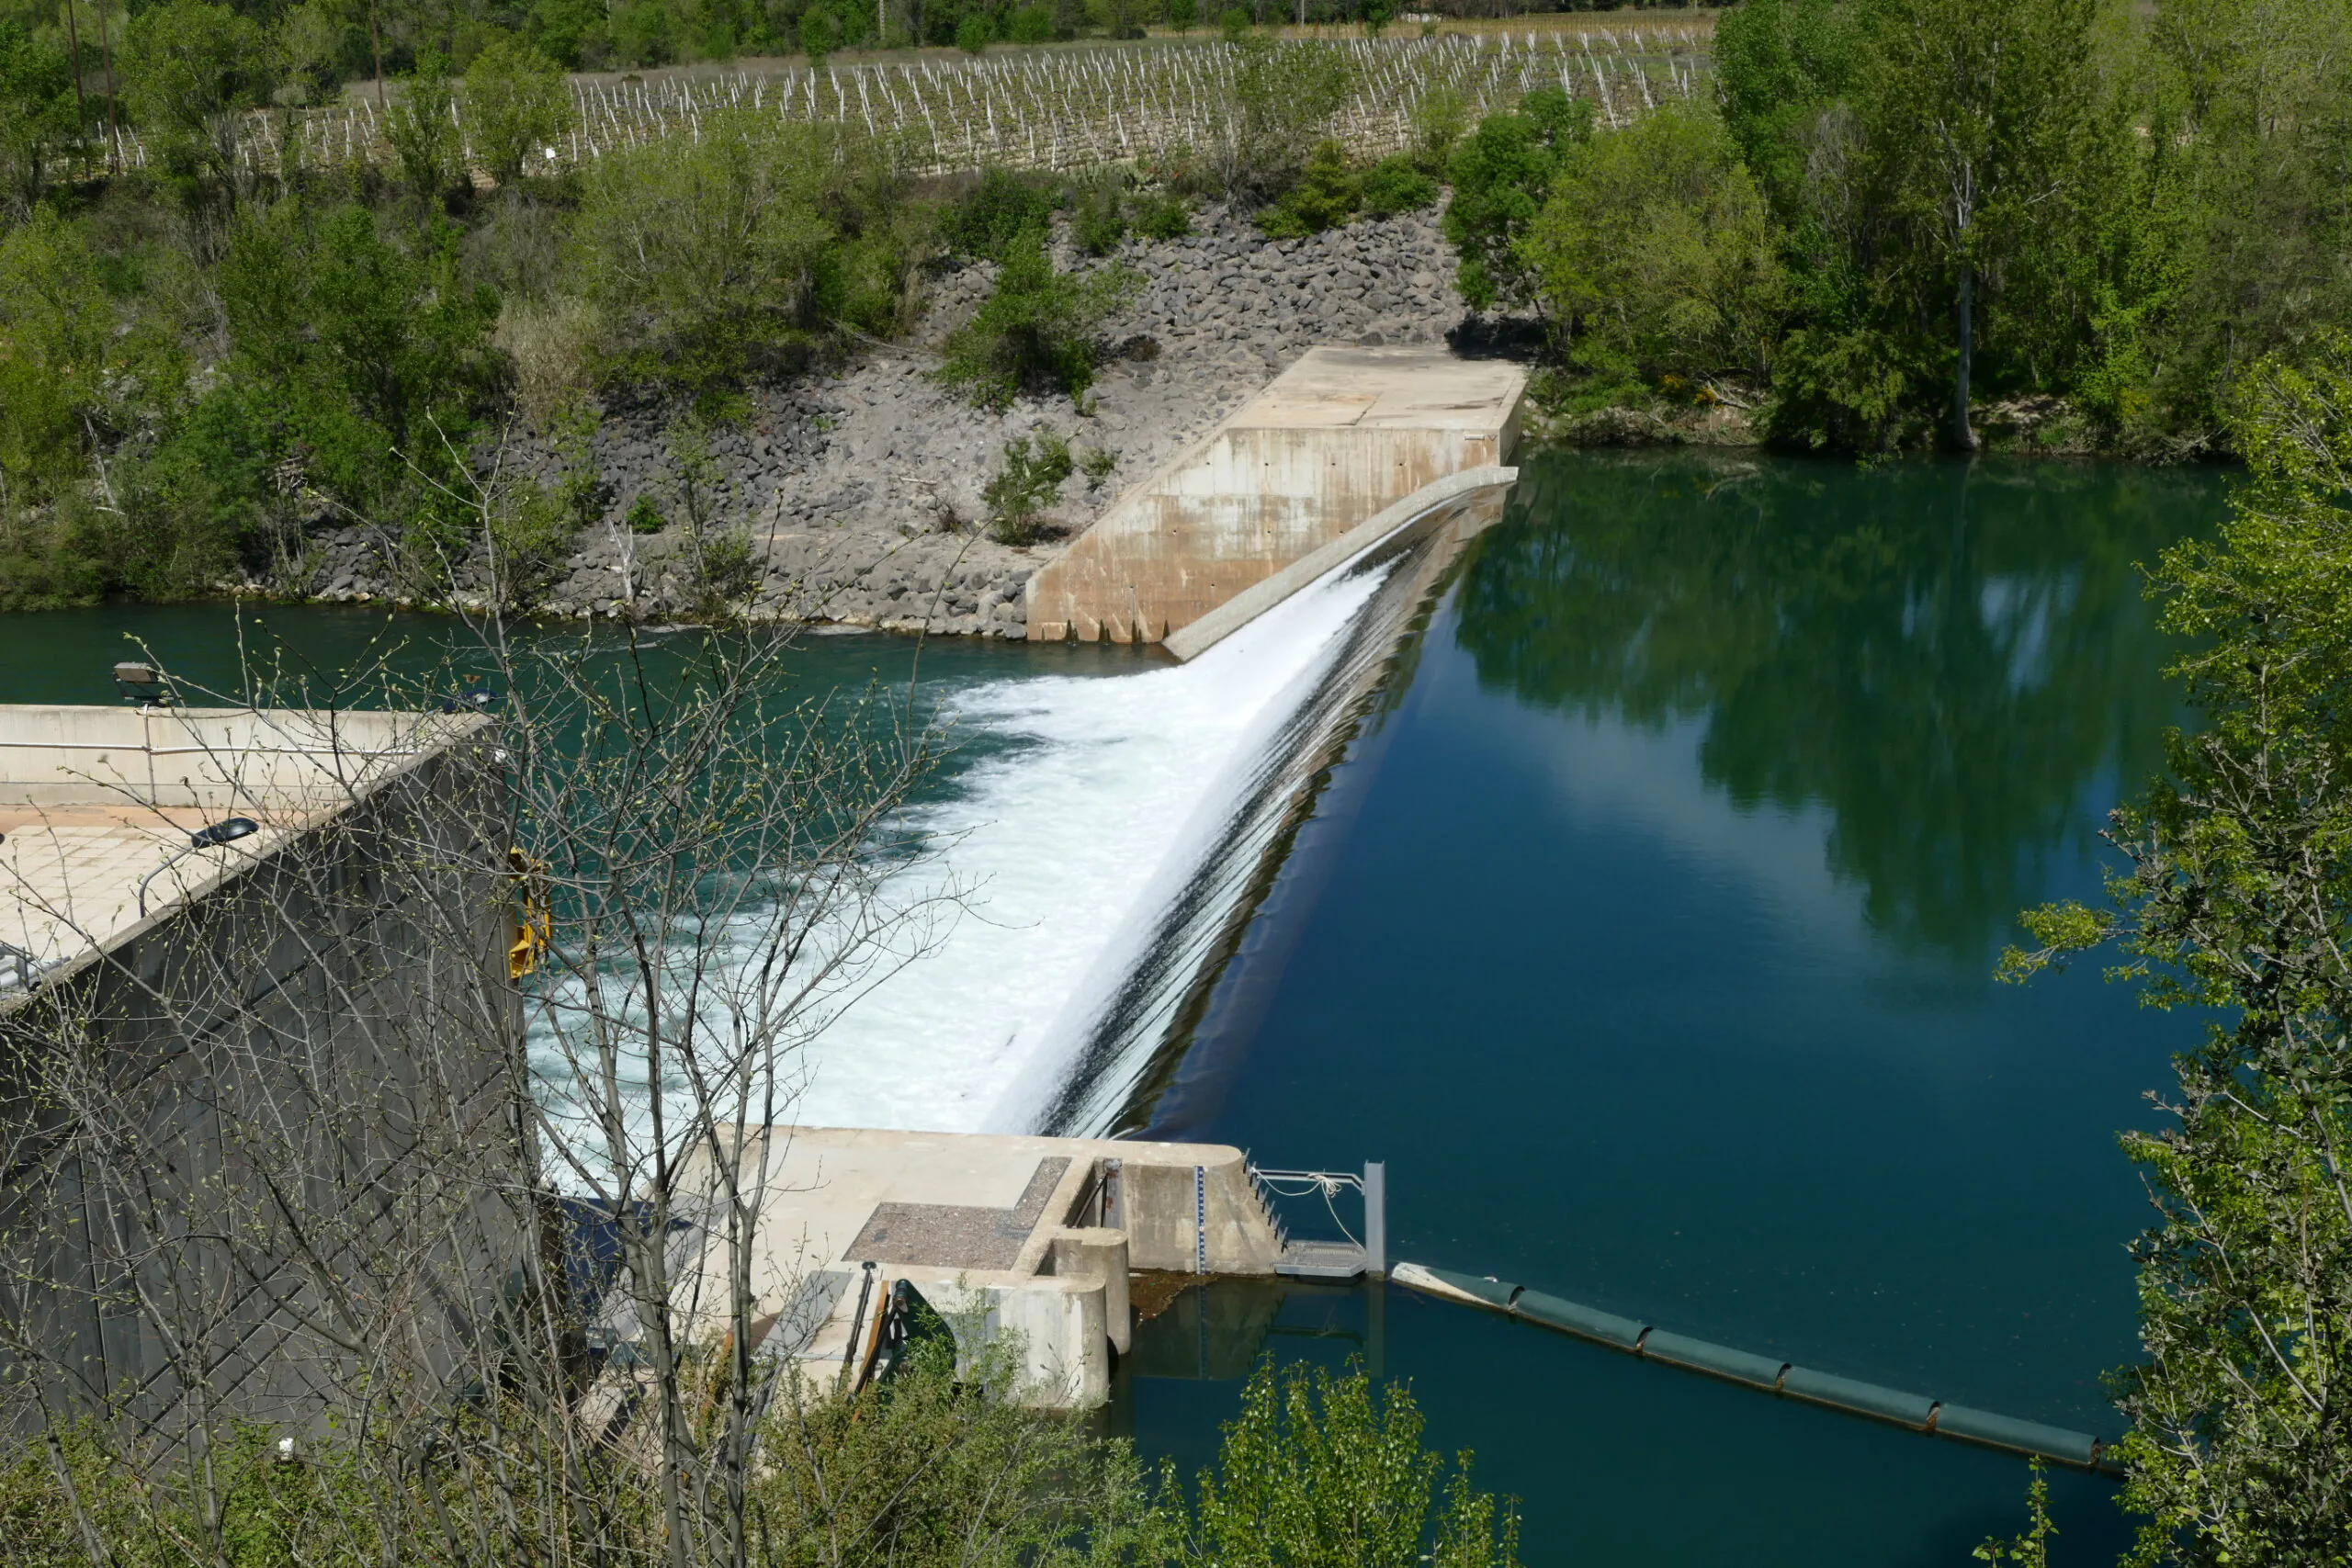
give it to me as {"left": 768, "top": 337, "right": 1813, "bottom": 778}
{"left": 1026, "top": 346, "right": 1528, "bottom": 648}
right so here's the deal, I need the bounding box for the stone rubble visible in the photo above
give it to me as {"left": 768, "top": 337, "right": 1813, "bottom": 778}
{"left": 301, "top": 203, "right": 1470, "bottom": 637}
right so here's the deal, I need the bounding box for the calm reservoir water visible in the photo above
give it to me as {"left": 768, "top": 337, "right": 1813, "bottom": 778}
{"left": 1112, "top": 450, "right": 2227, "bottom": 1564}
{"left": 0, "top": 448, "right": 2228, "bottom": 1563}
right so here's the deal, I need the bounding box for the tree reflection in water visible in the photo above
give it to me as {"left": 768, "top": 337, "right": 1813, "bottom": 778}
{"left": 1453, "top": 449, "right": 2227, "bottom": 962}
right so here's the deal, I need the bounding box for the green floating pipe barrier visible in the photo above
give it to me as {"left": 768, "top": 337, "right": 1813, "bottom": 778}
{"left": 1394, "top": 1261, "right": 2120, "bottom": 1474}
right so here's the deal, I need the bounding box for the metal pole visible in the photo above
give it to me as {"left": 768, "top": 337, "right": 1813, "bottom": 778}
{"left": 1363, "top": 1160, "right": 1386, "bottom": 1276}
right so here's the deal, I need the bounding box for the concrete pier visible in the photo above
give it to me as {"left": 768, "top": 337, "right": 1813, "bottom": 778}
{"left": 657, "top": 1126, "right": 1290, "bottom": 1408}
{"left": 1026, "top": 346, "right": 1528, "bottom": 647}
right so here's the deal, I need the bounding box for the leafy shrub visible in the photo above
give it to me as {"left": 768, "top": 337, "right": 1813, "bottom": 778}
{"left": 385, "top": 58, "right": 464, "bottom": 206}
{"left": 1169, "top": 0, "right": 1198, "bottom": 30}
{"left": 1409, "top": 85, "right": 1471, "bottom": 175}
{"left": 0, "top": 25, "right": 74, "bottom": 214}
{"left": 487, "top": 473, "right": 581, "bottom": 605}
{"left": 1080, "top": 444, "right": 1119, "bottom": 490}
{"left": 1193, "top": 1359, "right": 1521, "bottom": 1568}
{"left": 1133, "top": 190, "right": 1193, "bottom": 241}
{"left": 956, "top": 13, "right": 991, "bottom": 52}
{"left": 940, "top": 167, "right": 1060, "bottom": 263}
{"left": 1218, "top": 6, "right": 1250, "bottom": 41}
{"left": 933, "top": 227, "right": 1140, "bottom": 410}
{"left": 798, "top": 6, "right": 838, "bottom": 64}
{"left": 1070, "top": 169, "right": 1130, "bottom": 256}
{"left": 982, "top": 431, "right": 1072, "bottom": 543}
{"left": 1006, "top": 6, "right": 1052, "bottom": 40}
{"left": 120, "top": 0, "right": 266, "bottom": 193}
{"left": 1360, "top": 154, "right": 1439, "bottom": 217}
{"left": 691, "top": 525, "right": 760, "bottom": 610}
{"left": 1258, "top": 140, "right": 1360, "bottom": 238}
{"left": 626, "top": 493, "right": 666, "bottom": 533}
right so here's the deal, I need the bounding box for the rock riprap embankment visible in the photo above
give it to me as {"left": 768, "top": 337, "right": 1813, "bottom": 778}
{"left": 302, "top": 205, "right": 1469, "bottom": 636}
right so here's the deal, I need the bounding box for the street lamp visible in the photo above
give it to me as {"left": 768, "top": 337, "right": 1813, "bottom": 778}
{"left": 136, "top": 818, "right": 261, "bottom": 917}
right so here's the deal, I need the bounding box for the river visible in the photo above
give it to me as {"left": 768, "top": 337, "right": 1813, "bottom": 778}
{"left": 0, "top": 446, "right": 2227, "bottom": 1563}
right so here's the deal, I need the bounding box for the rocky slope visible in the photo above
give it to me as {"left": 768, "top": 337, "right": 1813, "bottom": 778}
{"left": 302, "top": 202, "right": 1472, "bottom": 637}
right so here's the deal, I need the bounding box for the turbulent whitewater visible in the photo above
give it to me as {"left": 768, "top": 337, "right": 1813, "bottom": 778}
{"left": 786, "top": 558, "right": 1395, "bottom": 1134}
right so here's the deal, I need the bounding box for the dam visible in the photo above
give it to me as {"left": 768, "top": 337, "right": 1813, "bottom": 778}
{"left": 0, "top": 437, "right": 2233, "bottom": 1560}
{"left": 1026, "top": 345, "right": 1527, "bottom": 648}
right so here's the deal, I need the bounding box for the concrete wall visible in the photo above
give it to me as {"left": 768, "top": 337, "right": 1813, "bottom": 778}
{"left": 1026, "top": 347, "right": 1526, "bottom": 645}
{"left": 0, "top": 705, "right": 432, "bottom": 810}
{"left": 0, "top": 715, "right": 534, "bottom": 1438}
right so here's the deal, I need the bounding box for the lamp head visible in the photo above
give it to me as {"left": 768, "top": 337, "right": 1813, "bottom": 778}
{"left": 114, "top": 662, "right": 175, "bottom": 706}
{"left": 189, "top": 817, "right": 260, "bottom": 849}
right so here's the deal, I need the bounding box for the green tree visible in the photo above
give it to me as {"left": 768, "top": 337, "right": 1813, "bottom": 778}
{"left": 0, "top": 24, "right": 75, "bottom": 213}
{"left": 119, "top": 0, "right": 266, "bottom": 195}
{"left": 2093, "top": 0, "right": 2352, "bottom": 448}
{"left": 797, "top": 6, "right": 837, "bottom": 67}
{"left": 2002, "top": 335, "right": 2352, "bottom": 1563}
{"left": 572, "top": 112, "right": 845, "bottom": 400}
{"left": 385, "top": 55, "right": 463, "bottom": 207}
{"left": 1441, "top": 85, "right": 1591, "bottom": 314}
{"left": 462, "top": 35, "right": 571, "bottom": 186}
{"left": 1854, "top": 0, "right": 2102, "bottom": 449}
{"left": 1215, "top": 38, "right": 1357, "bottom": 202}
{"left": 145, "top": 198, "right": 502, "bottom": 576}
{"left": 0, "top": 207, "right": 110, "bottom": 511}
{"left": 1523, "top": 104, "right": 1786, "bottom": 389}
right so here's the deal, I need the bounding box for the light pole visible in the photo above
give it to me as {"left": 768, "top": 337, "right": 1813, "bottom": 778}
{"left": 137, "top": 818, "right": 261, "bottom": 918}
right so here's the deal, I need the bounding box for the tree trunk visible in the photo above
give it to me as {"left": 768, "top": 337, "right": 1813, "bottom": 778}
{"left": 1952, "top": 263, "right": 1980, "bottom": 452}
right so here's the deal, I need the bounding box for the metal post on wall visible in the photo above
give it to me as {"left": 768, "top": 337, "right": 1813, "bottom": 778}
{"left": 1363, "top": 1161, "right": 1386, "bottom": 1277}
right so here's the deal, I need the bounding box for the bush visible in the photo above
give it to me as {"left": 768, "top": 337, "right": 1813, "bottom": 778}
{"left": 1218, "top": 6, "right": 1250, "bottom": 41}
{"left": 1006, "top": 6, "right": 1052, "bottom": 40}
{"left": 1133, "top": 190, "right": 1193, "bottom": 241}
{"left": 982, "top": 430, "right": 1072, "bottom": 543}
{"left": 1192, "top": 1359, "right": 1521, "bottom": 1568}
{"left": 1409, "top": 85, "right": 1470, "bottom": 175}
{"left": 933, "top": 227, "right": 1140, "bottom": 411}
{"left": 1258, "top": 140, "right": 1360, "bottom": 238}
{"left": 956, "top": 12, "right": 991, "bottom": 51}
{"left": 385, "top": 58, "right": 464, "bottom": 206}
{"left": 940, "top": 167, "right": 1060, "bottom": 262}
{"left": 798, "top": 6, "right": 838, "bottom": 64}
{"left": 1070, "top": 168, "right": 1130, "bottom": 256}
{"left": 119, "top": 0, "right": 266, "bottom": 190}
{"left": 1216, "top": 39, "right": 1358, "bottom": 201}
{"left": 626, "top": 492, "right": 666, "bottom": 533}
{"left": 1360, "top": 154, "right": 1439, "bottom": 217}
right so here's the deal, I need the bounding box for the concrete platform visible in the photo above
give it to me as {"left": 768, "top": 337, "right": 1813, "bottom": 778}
{"left": 0, "top": 707, "right": 436, "bottom": 986}
{"left": 1025, "top": 346, "right": 1527, "bottom": 646}
{"left": 650, "top": 1126, "right": 1289, "bottom": 1408}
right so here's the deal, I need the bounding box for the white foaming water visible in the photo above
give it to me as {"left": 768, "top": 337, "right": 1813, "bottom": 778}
{"left": 788, "top": 563, "right": 1389, "bottom": 1134}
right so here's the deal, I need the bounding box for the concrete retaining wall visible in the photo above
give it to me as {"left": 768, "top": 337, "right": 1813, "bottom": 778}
{"left": 1026, "top": 346, "right": 1526, "bottom": 646}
